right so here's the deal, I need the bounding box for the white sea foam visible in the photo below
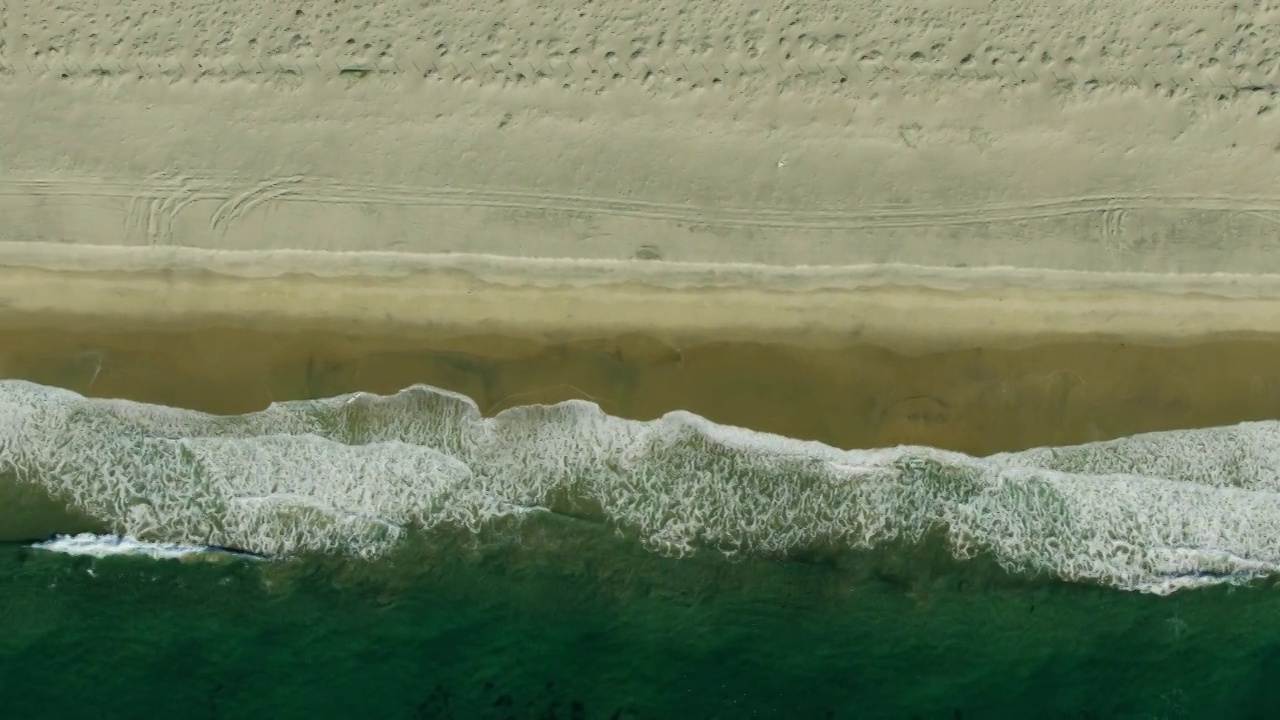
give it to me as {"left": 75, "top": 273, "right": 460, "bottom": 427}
{"left": 33, "top": 533, "right": 218, "bottom": 559}
{"left": 3, "top": 379, "right": 1280, "bottom": 593}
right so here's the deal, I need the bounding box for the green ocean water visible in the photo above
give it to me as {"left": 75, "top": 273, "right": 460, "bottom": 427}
{"left": 5, "top": 379, "right": 1280, "bottom": 718}
{"left": 3, "top": 536, "right": 1279, "bottom": 719}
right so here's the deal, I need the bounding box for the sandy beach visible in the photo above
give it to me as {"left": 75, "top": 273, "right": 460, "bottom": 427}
{"left": 5, "top": 0, "right": 1280, "bottom": 451}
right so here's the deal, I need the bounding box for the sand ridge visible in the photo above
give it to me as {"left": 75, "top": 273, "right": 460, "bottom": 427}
{"left": 8, "top": 240, "right": 1280, "bottom": 295}
{"left": 5, "top": 242, "right": 1280, "bottom": 354}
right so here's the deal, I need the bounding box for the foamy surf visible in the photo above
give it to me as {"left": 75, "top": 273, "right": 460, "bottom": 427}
{"left": 32, "top": 533, "right": 225, "bottom": 560}
{"left": 2, "top": 379, "right": 1279, "bottom": 594}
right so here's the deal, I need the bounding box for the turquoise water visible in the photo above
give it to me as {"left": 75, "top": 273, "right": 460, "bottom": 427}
{"left": 3, "top": 380, "right": 1280, "bottom": 717}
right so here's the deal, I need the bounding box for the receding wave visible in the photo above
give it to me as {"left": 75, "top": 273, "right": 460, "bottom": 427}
{"left": 2, "top": 379, "right": 1279, "bottom": 594}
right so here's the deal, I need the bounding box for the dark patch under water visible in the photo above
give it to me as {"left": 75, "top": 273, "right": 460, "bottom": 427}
{"left": 3, "top": 524, "right": 1280, "bottom": 720}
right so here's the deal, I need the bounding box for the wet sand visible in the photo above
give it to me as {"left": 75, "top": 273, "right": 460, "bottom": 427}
{"left": 6, "top": 317, "right": 1280, "bottom": 458}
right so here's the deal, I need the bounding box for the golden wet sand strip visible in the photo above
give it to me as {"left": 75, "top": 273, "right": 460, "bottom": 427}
{"left": 4, "top": 320, "right": 1280, "bottom": 457}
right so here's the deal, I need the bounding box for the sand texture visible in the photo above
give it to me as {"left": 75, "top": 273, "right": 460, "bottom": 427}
{"left": 3, "top": 1, "right": 1280, "bottom": 273}
{"left": 4, "top": 1, "right": 1280, "bottom": 419}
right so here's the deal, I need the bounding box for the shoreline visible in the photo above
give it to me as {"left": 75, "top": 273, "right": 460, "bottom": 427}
{"left": 5, "top": 243, "right": 1280, "bottom": 457}
{"left": 5, "top": 244, "right": 1280, "bottom": 457}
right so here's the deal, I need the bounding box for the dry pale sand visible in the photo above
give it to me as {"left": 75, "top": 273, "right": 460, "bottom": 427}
{"left": 4, "top": 2, "right": 1280, "bottom": 271}
{"left": 4, "top": 1, "right": 1280, "bottom": 449}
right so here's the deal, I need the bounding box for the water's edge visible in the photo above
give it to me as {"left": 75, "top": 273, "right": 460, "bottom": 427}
{"left": 4, "top": 380, "right": 1279, "bottom": 595}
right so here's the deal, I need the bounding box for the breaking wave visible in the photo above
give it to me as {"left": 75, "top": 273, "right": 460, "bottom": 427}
{"left": 2, "top": 379, "right": 1279, "bottom": 594}
{"left": 31, "top": 533, "right": 257, "bottom": 560}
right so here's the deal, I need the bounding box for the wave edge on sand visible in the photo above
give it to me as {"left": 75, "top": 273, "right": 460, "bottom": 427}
{"left": 3, "top": 379, "right": 1279, "bottom": 595}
